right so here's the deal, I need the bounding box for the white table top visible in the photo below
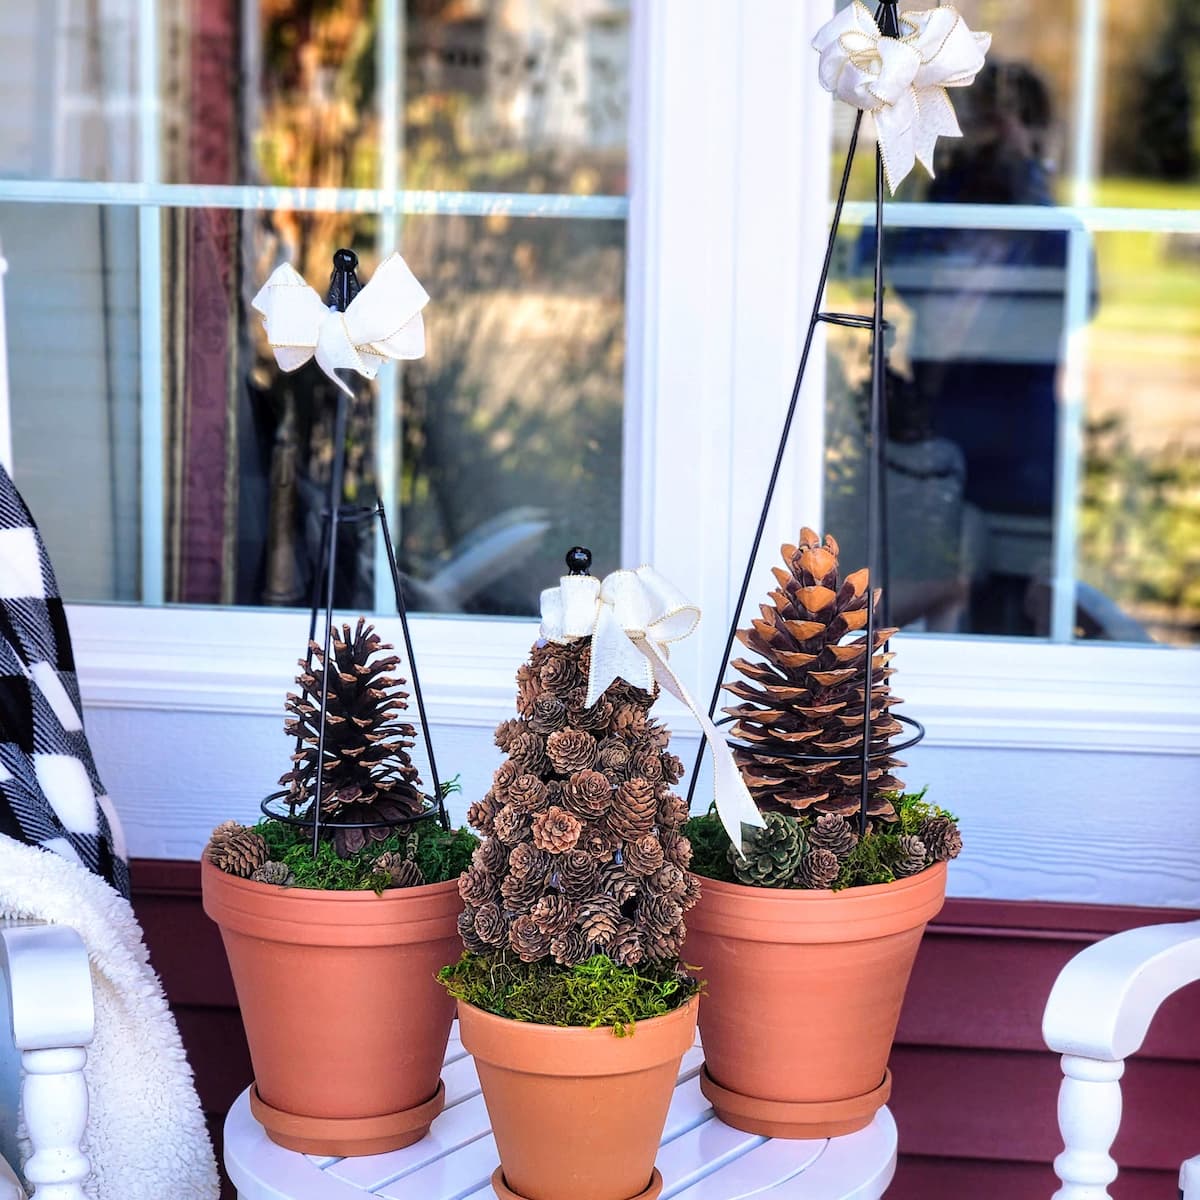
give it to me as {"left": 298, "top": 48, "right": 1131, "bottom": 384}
{"left": 225, "top": 1027, "right": 897, "bottom": 1200}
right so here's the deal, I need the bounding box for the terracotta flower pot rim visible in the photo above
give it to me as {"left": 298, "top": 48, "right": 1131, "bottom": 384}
{"left": 457, "top": 994, "right": 700, "bottom": 1079}
{"left": 491, "top": 1166, "right": 664, "bottom": 1200}
{"left": 687, "top": 860, "right": 947, "bottom": 944}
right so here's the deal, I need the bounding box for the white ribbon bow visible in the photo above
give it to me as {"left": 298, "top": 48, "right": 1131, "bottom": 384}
{"left": 251, "top": 252, "right": 429, "bottom": 395}
{"left": 813, "top": 2, "right": 991, "bottom": 193}
{"left": 540, "top": 567, "right": 765, "bottom": 853}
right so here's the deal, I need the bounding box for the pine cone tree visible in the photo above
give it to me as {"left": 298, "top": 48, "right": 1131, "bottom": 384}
{"left": 728, "top": 811, "right": 805, "bottom": 887}
{"left": 279, "top": 618, "right": 425, "bottom": 856}
{"left": 207, "top": 825, "right": 269, "bottom": 878}
{"left": 919, "top": 815, "right": 962, "bottom": 862}
{"left": 251, "top": 860, "right": 293, "bottom": 887}
{"left": 724, "top": 530, "right": 904, "bottom": 822}
{"left": 793, "top": 848, "right": 840, "bottom": 889}
{"left": 808, "top": 813, "right": 859, "bottom": 858}
{"left": 893, "top": 834, "right": 929, "bottom": 878}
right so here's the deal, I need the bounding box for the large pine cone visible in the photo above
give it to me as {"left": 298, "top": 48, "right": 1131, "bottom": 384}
{"left": 656, "top": 792, "right": 689, "bottom": 831}
{"left": 724, "top": 530, "right": 903, "bottom": 822}
{"left": 919, "top": 816, "right": 962, "bottom": 862}
{"left": 645, "top": 862, "right": 686, "bottom": 900}
{"left": 729, "top": 812, "right": 804, "bottom": 887}
{"left": 581, "top": 827, "right": 618, "bottom": 862}
{"left": 608, "top": 778, "right": 657, "bottom": 841}
{"left": 473, "top": 838, "right": 508, "bottom": 876}
{"left": 531, "top": 806, "right": 583, "bottom": 854}
{"left": 507, "top": 729, "right": 548, "bottom": 774}
{"left": 637, "top": 894, "right": 683, "bottom": 938}
{"left": 207, "top": 825, "right": 268, "bottom": 878}
{"left": 539, "top": 654, "right": 581, "bottom": 697}
{"left": 793, "top": 847, "right": 840, "bottom": 889}
{"left": 893, "top": 834, "right": 929, "bottom": 878}
{"left": 809, "top": 812, "right": 859, "bottom": 858}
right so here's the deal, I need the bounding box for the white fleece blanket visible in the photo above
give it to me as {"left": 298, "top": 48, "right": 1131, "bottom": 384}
{"left": 0, "top": 837, "right": 219, "bottom": 1200}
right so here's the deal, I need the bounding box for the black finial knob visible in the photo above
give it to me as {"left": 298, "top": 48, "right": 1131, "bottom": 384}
{"left": 565, "top": 546, "right": 592, "bottom": 576}
{"left": 327, "top": 248, "right": 362, "bottom": 313}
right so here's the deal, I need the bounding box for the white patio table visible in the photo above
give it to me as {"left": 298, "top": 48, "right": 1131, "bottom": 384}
{"left": 225, "top": 1027, "right": 898, "bottom": 1200}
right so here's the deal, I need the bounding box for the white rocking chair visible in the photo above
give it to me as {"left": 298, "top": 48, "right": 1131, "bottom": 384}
{"left": 1043, "top": 918, "right": 1200, "bottom": 1199}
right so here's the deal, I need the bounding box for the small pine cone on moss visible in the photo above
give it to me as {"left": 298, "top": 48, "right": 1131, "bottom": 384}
{"left": 730, "top": 811, "right": 805, "bottom": 888}
{"left": 564, "top": 770, "right": 612, "bottom": 821}
{"left": 608, "top": 778, "right": 658, "bottom": 841}
{"left": 581, "top": 827, "right": 618, "bottom": 862}
{"left": 467, "top": 792, "right": 501, "bottom": 837}
{"left": 660, "top": 753, "right": 685, "bottom": 786}
{"left": 809, "top": 813, "right": 859, "bottom": 858}
{"left": 531, "top": 806, "right": 583, "bottom": 854}
{"left": 459, "top": 865, "right": 499, "bottom": 906}
{"left": 637, "top": 894, "right": 683, "bottom": 937}
{"left": 375, "top": 852, "right": 424, "bottom": 889}
{"left": 596, "top": 738, "right": 633, "bottom": 780}
{"left": 661, "top": 833, "right": 693, "bottom": 871}
{"left": 793, "top": 848, "right": 840, "bottom": 890}
{"left": 894, "top": 834, "right": 929, "bottom": 878}
{"left": 508, "top": 730, "right": 548, "bottom": 774}
{"left": 656, "top": 792, "right": 689, "bottom": 832}
{"left": 610, "top": 922, "right": 644, "bottom": 968}
{"left": 530, "top": 893, "right": 575, "bottom": 937}
{"left": 645, "top": 862, "right": 686, "bottom": 899}
{"left": 546, "top": 729, "right": 597, "bottom": 775}
{"left": 528, "top": 696, "right": 569, "bottom": 734}
{"left": 458, "top": 909, "right": 488, "bottom": 954}
{"left": 539, "top": 653, "right": 581, "bottom": 697}
{"left": 473, "top": 838, "right": 508, "bottom": 876}
{"left": 494, "top": 718, "right": 523, "bottom": 753}
{"left": 571, "top": 697, "right": 614, "bottom": 733}
{"left": 550, "top": 926, "right": 590, "bottom": 967}
{"left": 558, "top": 850, "right": 601, "bottom": 900}
{"left": 251, "top": 860, "right": 293, "bottom": 887}
{"left": 501, "top": 870, "right": 546, "bottom": 914}
{"left": 624, "top": 834, "right": 665, "bottom": 877}
{"left": 509, "top": 915, "right": 551, "bottom": 962}
{"left": 599, "top": 861, "right": 639, "bottom": 906}
{"left": 508, "top": 774, "right": 550, "bottom": 814}
{"left": 473, "top": 901, "right": 506, "bottom": 946}
{"left": 207, "top": 826, "right": 269, "bottom": 878}
{"left": 919, "top": 816, "right": 962, "bottom": 862}
{"left": 578, "top": 896, "right": 622, "bottom": 948}
{"left": 508, "top": 843, "right": 551, "bottom": 881}
{"left": 493, "top": 804, "right": 532, "bottom": 845}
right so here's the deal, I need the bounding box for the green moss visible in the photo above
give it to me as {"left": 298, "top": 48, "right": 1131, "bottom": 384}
{"left": 257, "top": 817, "right": 477, "bottom": 893}
{"left": 438, "top": 950, "right": 700, "bottom": 1036}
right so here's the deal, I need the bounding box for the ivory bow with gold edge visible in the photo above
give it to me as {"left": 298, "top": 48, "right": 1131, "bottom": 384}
{"left": 251, "top": 252, "right": 429, "bottom": 395}
{"left": 540, "top": 567, "right": 765, "bottom": 853}
{"left": 813, "top": 2, "right": 990, "bottom": 193}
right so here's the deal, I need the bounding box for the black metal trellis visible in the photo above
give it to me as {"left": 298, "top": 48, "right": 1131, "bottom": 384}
{"left": 684, "top": 0, "right": 923, "bottom": 838}
{"left": 260, "top": 248, "right": 449, "bottom": 852}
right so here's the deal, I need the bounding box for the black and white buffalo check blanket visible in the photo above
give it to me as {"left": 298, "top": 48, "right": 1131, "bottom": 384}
{"left": 0, "top": 465, "right": 129, "bottom": 897}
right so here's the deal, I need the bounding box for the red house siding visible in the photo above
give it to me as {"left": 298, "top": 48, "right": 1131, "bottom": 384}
{"left": 130, "top": 861, "right": 1200, "bottom": 1198}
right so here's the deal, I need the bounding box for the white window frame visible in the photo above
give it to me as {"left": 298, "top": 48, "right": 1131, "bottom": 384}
{"left": 1, "top": 1, "right": 1197, "bottom": 891}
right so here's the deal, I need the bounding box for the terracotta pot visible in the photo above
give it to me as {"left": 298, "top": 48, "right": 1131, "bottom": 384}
{"left": 684, "top": 861, "right": 947, "bottom": 1139}
{"left": 201, "top": 858, "right": 462, "bottom": 1156}
{"left": 458, "top": 995, "right": 699, "bottom": 1200}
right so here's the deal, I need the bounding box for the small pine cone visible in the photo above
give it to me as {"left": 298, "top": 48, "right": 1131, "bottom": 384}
{"left": 509, "top": 915, "right": 551, "bottom": 962}
{"left": 467, "top": 791, "right": 501, "bottom": 837}
{"left": 458, "top": 909, "right": 488, "bottom": 954}
{"left": 596, "top": 738, "right": 633, "bottom": 780}
{"left": 528, "top": 696, "right": 570, "bottom": 734}
{"left": 558, "top": 850, "right": 600, "bottom": 900}
{"left": 809, "top": 813, "right": 859, "bottom": 859}
{"left": 493, "top": 760, "right": 520, "bottom": 794}
{"left": 610, "top": 705, "right": 648, "bottom": 740}
{"left": 564, "top": 769, "right": 613, "bottom": 820}
{"left": 730, "top": 812, "right": 805, "bottom": 888}
{"left": 919, "top": 816, "right": 962, "bottom": 862}
{"left": 793, "top": 848, "right": 840, "bottom": 890}
{"left": 680, "top": 873, "right": 703, "bottom": 910}
{"left": 508, "top": 843, "right": 552, "bottom": 881}
{"left": 640, "top": 923, "right": 683, "bottom": 964}
{"left": 546, "top": 729, "right": 598, "bottom": 775}
{"left": 633, "top": 750, "right": 665, "bottom": 785}
{"left": 550, "top": 927, "right": 590, "bottom": 967}
{"left": 515, "top": 663, "right": 540, "bottom": 716}
{"left": 570, "top": 697, "right": 613, "bottom": 733}
{"left": 894, "top": 835, "right": 929, "bottom": 878}
{"left": 473, "top": 838, "right": 509, "bottom": 876}
{"left": 501, "top": 870, "right": 546, "bottom": 914}
{"left": 645, "top": 862, "right": 686, "bottom": 899}
{"left": 207, "top": 827, "right": 268, "bottom": 878}
{"left": 539, "top": 654, "right": 581, "bottom": 697}
{"left": 610, "top": 922, "right": 644, "bottom": 968}
{"left": 459, "top": 865, "right": 499, "bottom": 906}
{"left": 656, "top": 792, "right": 689, "bottom": 832}
{"left": 494, "top": 718, "right": 523, "bottom": 753}
{"left": 375, "top": 852, "right": 424, "bottom": 889}
{"left": 493, "top": 804, "right": 532, "bottom": 845}
{"left": 581, "top": 826, "right": 618, "bottom": 863}
{"left": 662, "top": 833, "right": 693, "bottom": 870}
{"left": 660, "top": 753, "right": 685, "bottom": 786}
{"left": 599, "top": 861, "right": 640, "bottom": 906}
{"left": 508, "top": 774, "right": 550, "bottom": 814}
{"left": 251, "top": 860, "right": 293, "bottom": 887}
{"left": 531, "top": 806, "right": 583, "bottom": 854}
{"left": 643, "top": 720, "right": 671, "bottom": 751}
{"left": 608, "top": 778, "right": 657, "bottom": 840}
{"left": 508, "top": 730, "right": 548, "bottom": 773}
{"left": 624, "top": 834, "right": 665, "bottom": 877}
{"left": 530, "top": 893, "right": 575, "bottom": 937}
{"left": 578, "top": 897, "right": 622, "bottom": 948}
{"left": 473, "top": 901, "right": 507, "bottom": 946}
{"left": 637, "top": 894, "right": 683, "bottom": 937}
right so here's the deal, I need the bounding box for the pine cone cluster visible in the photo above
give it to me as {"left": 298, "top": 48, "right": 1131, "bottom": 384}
{"left": 725, "top": 529, "right": 904, "bottom": 822}
{"left": 460, "top": 638, "right": 697, "bottom": 967}
{"left": 207, "top": 822, "right": 269, "bottom": 878}
{"left": 279, "top": 618, "right": 425, "bottom": 856}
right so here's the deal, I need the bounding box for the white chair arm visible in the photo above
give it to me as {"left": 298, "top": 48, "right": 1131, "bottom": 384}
{"left": 1183, "top": 1155, "right": 1200, "bottom": 1200}
{"left": 1042, "top": 918, "right": 1200, "bottom": 1061}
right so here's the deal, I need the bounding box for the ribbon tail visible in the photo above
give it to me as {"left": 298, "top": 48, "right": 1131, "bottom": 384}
{"left": 587, "top": 604, "right": 653, "bottom": 707}
{"left": 638, "top": 641, "right": 764, "bottom": 854}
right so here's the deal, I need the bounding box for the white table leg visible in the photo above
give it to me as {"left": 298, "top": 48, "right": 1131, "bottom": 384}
{"left": 1051, "top": 1054, "right": 1123, "bottom": 1200}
